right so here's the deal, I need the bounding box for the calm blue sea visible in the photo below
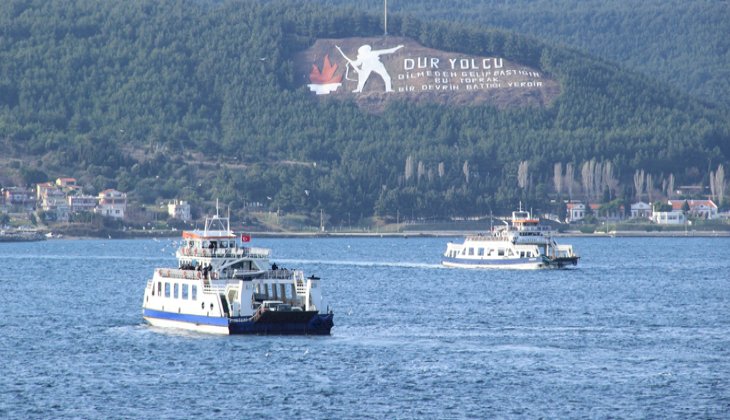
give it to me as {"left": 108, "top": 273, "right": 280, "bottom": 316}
{"left": 1, "top": 236, "right": 729, "bottom": 418}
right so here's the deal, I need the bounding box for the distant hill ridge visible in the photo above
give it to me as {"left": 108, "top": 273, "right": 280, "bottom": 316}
{"left": 0, "top": 0, "right": 728, "bottom": 222}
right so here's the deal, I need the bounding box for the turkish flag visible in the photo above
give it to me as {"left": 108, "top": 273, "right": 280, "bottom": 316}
{"left": 241, "top": 234, "right": 251, "bottom": 242}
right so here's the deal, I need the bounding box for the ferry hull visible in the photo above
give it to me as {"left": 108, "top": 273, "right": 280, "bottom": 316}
{"left": 142, "top": 308, "right": 333, "bottom": 335}
{"left": 230, "top": 312, "right": 333, "bottom": 335}
{"left": 442, "top": 257, "right": 547, "bottom": 270}
{"left": 442, "top": 256, "right": 578, "bottom": 269}
{"left": 543, "top": 256, "right": 579, "bottom": 269}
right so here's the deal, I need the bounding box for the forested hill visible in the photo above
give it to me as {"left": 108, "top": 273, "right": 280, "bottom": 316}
{"left": 329, "top": 0, "right": 730, "bottom": 111}
{"left": 1, "top": 0, "right": 728, "bottom": 223}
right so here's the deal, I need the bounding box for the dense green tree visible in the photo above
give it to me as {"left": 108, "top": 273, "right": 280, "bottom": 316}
{"left": 0, "top": 0, "right": 728, "bottom": 224}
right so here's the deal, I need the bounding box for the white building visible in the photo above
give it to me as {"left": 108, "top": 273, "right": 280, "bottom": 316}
{"left": 652, "top": 211, "right": 686, "bottom": 225}
{"left": 566, "top": 202, "right": 586, "bottom": 223}
{"left": 667, "top": 199, "right": 718, "bottom": 220}
{"left": 630, "top": 202, "right": 653, "bottom": 220}
{"left": 96, "top": 189, "right": 127, "bottom": 219}
{"left": 167, "top": 200, "right": 191, "bottom": 221}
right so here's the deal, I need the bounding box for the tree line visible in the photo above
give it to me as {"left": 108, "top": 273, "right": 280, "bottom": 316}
{"left": 0, "top": 0, "right": 728, "bottom": 225}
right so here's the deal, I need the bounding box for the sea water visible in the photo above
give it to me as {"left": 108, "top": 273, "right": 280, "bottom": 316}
{"left": 1, "top": 236, "right": 728, "bottom": 418}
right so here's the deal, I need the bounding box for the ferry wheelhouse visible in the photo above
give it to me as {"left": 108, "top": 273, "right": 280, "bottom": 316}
{"left": 142, "top": 213, "right": 334, "bottom": 335}
{"left": 442, "top": 209, "right": 579, "bottom": 269}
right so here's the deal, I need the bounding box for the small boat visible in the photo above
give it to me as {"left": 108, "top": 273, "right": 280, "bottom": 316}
{"left": 142, "top": 211, "right": 334, "bottom": 335}
{"left": 442, "top": 208, "right": 579, "bottom": 269}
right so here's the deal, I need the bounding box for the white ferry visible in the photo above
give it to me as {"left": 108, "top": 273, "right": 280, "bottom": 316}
{"left": 142, "top": 212, "right": 334, "bottom": 335}
{"left": 442, "top": 208, "right": 579, "bottom": 269}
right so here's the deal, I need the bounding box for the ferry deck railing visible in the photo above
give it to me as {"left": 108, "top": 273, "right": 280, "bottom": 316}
{"left": 178, "top": 246, "right": 270, "bottom": 259}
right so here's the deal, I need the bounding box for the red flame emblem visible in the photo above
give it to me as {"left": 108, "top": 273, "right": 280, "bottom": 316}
{"left": 310, "top": 55, "right": 342, "bottom": 84}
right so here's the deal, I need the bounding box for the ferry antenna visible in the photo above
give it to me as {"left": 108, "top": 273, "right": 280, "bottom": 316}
{"left": 384, "top": 0, "right": 388, "bottom": 36}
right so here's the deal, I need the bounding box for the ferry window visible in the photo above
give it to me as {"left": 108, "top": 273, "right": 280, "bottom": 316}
{"left": 164, "top": 282, "right": 170, "bottom": 298}
{"left": 173, "top": 283, "right": 179, "bottom": 299}
{"left": 498, "top": 249, "right": 505, "bottom": 256}
{"left": 468, "top": 248, "right": 474, "bottom": 256}
{"left": 478, "top": 248, "right": 484, "bottom": 256}
{"left": 157, "top": 282, "right": 161, "bottom": 296}
{"left": 182, "top": 284, "right": 189, "bottom": 300}
{"left": 192, "top": 285, "right": 198, "bottom": 300}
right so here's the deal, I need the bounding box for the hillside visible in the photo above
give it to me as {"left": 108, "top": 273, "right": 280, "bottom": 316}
{"left": 329, "top": 0, "right": 730, "bottom": 110}
{"left": 1, "top": 0, "right": 729, "bottom": 224}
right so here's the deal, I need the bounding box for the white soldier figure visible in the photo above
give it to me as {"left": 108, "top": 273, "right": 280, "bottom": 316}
{"left": 337, "top": 44, "right": 404, "bottom": 93}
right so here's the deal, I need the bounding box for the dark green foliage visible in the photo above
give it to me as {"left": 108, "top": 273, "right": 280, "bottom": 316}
{"left": 327, "top": 0, "right": 730, "bottom": 109}
{"left": 0, "top": 0, "right": 728, "bottom": 223}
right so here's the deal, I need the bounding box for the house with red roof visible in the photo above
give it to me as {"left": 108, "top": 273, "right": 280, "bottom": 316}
{"left": 96, "top": 189, "right": 127, "bottom": 219}
{"left": 667, "top": 199, "right": 718, "bottom": 220}
{"left": 566, "top": 202, "right": 586, "bottom": 223}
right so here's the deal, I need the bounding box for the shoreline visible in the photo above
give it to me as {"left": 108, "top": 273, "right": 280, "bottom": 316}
{"left": 28, "top": 229, "right": 730, "bottom": 240}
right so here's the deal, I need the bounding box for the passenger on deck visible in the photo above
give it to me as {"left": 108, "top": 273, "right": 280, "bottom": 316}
{"left": 271, "top": 263, "right": 278, "bottom": 270}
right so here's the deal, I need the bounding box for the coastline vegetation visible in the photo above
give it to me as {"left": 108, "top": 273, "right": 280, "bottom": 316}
{"left": 0, "top": 0, "right": 728, "bottom": 229}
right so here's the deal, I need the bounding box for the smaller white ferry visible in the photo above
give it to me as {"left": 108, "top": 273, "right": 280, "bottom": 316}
{"left": 442, "top": 208, "right": 579, "bottom": 269}
{"left": 142, "top": 211, "right": 333, "bottom": 335}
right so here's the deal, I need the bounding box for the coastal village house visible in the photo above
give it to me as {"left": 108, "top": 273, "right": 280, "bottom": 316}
{"left": 566, "top": 202, "right": 586, "bottom": 223}
{"left": 68, "top": 195, "right": 98, "bottom": 213}
{"left": 651, "top": 199, "right": 718, "bottom": 225}
{"left": 36, "top": 178, "right": 85, "bottom": 221}
{"left": 652, "top": 210, "right": 686, "bottom": 225}
{"left": 2, "top": 187, "right": 34, "bottom": 210}
{"left": 630, "top": 202, "right": 653, "bottom": 220}
{"left": 667, "top": 199, "right": 718, "bottom": 220}
{"left": 42, "top": 189, "right": 70, "bottom": 221}
{"left": 167, "top": 199, "right": 191, "bottom": 221}
{"left": 55, "top": 177, "right": 77, "bottom": 188}
{"left": 5, "top": 178, "right": 135, "bottom": 223}
{"left": 590, "top": 203, "right": 625, "bottom": 222}
{"left": 36, "top": 182, "right": 56, "bottom": 202}
{"left": 566, "top": 202, "right": 625, "bottom": 223}
{"left": 96, "top": 189, "right": 127, "bottom": 219}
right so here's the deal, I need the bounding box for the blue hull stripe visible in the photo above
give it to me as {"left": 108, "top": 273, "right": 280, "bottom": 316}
{"left": 143, "top": 308, "right": 229, "bottom": 327}
{"left": 442, "top": 256, "right": 541, "bottom": 266}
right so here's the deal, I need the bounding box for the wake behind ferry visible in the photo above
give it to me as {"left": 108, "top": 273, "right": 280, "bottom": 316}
{"left": 142, "top": 213, "right": 333, "bottom": 335}
{"left": 442, "top": 208, "right": 579, "bottom": 269}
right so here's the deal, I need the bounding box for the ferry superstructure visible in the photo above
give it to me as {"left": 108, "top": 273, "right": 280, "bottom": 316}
{"left": 142, "top": 213, "right": 333, "bottom": 335}
{"left": 442, "top": 209, "right": 579, "bottom": 269}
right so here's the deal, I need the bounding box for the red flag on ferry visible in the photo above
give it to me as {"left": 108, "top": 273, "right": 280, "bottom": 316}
{"left": 241, "top": 234, "right": 251, "bottom": 242}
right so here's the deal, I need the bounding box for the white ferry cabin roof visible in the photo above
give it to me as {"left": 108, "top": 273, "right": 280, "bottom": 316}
{"left": 182, "top": 230, "right": 236, "bottom": 240}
